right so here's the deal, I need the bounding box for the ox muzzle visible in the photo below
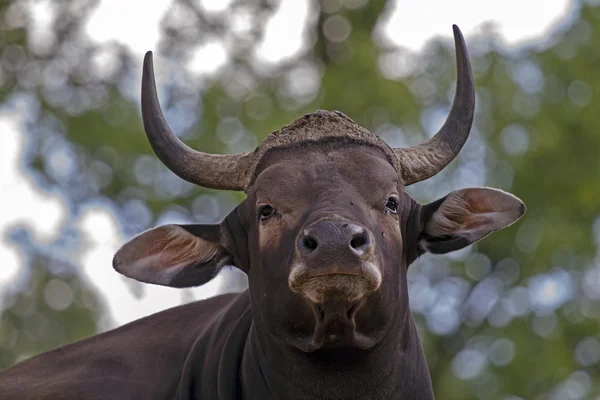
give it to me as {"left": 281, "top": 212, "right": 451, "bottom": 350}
{"left": 288, "top": 218, "right": 382, "bottom": 348}
{"left": 288, "top": 218, "right": 381, "bottom": 304}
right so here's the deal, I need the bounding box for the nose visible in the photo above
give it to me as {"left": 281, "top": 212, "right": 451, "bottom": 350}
{"left": 297, "top": 220, "right": 374, "bottom": 266}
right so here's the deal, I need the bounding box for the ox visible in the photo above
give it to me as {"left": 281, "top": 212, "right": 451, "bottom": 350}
{"left": 0, "top": 26, "right": 524, "bottom": 399}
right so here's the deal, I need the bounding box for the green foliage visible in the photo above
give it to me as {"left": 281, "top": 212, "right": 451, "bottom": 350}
{"left": 0, "top": 253, "right": 101, "bottom": 369}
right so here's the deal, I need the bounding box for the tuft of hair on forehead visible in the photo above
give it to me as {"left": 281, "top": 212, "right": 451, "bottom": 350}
{"left": 246, "top": 110, "right": 400, "bottom": 188}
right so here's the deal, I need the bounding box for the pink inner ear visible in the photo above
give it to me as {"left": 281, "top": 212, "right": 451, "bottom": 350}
{"left": 462, "top": 213, "right": 505, "bottom": 233}
{"left": 151, "top": 227, "right": 202, "bottom": 270}
{"left": 461, "top": 188, "right": 522, "bottom": 214}
{"left": 452, "top": 188, "right": 525, "bottom": 234}
{"left": 113, "top": 224, "right": 226, "bottom": 287}
{"left": 425, "top": 188, "right": 525, "bottom": 240}
{"left": 115, "top": 225, "right": 220, "bottom": 272}
{"left": 154, "top": 226, "right": 222, "bottom": 270}
{"left": 116, "top": 226, "right": 180, "bottom": 271}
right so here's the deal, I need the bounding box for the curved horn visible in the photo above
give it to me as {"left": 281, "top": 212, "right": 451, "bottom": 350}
{"left": 141, "top": 51, "right": 252, "bottom": 191}
{"left": 395, "top": 25, "right": 475, "bottom": 185}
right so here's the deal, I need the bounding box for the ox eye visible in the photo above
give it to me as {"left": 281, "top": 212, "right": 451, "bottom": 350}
{"left": 384, "top": 197, "right": 398, "bottom": 214}
{"left": 259, "top": 205, "right": 275, "bottom": 221}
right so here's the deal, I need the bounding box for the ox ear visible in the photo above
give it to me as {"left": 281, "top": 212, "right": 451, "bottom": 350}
{"left": 113, "top": 223, "right": 234, "bottom": 288}
{"left": 419, "top": 188, "right": 525, "bottom": 254}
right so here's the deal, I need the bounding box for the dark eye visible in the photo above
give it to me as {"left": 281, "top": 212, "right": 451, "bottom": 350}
{"left": 384, "top": 197, "right": 398, "bottom": 214}
{"left": 259, "top": 205, "right": 275, "bottom": 221}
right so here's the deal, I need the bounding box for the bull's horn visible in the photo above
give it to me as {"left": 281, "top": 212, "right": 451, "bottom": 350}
{"left": 141, "top": 51, "right": 252, "bottom": 191}
{"left": 395, "top": 25, "right": 475, "bottom": 185}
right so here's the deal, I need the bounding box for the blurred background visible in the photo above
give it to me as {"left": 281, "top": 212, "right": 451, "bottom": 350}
{"left": 0, "top": 0, "right": 599, "bottom": 398}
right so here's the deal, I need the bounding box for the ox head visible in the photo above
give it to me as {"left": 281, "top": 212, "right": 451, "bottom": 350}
{"left": 113, "top": 26, "right": 525, "bottom": 352}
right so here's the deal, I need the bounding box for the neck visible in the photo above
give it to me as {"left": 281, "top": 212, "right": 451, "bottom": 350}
{"left": 240, "top": 310, "right": 434, "bottom": 400}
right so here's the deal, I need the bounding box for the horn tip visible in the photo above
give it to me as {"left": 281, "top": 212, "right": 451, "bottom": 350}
{"left": 452, "top": 24, "right": 463, "bottom": 38}
{"left": 143, "top": 51, "right": 155, "bottom": 82}
{"left": 144, "top": 51, "right": 154, "bottom": 65}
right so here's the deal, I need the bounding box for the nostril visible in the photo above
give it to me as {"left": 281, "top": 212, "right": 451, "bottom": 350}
{"left": 350, "top": 229, "right": 371, "bottom": 253}
{"left": 303, "top": 236, "right": 319, "bottom": 252}
{"left": 350, "top": 235, "right": 366, "bottom": 249}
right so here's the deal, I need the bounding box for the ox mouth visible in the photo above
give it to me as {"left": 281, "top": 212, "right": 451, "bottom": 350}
{"left": 287, "top": 264, "right": 382, "bottom": 351}
{"left": 306, "top": 271, "right": 364, "bottom": 278}
{"left": 289, "top": 262, "right": 382, "bottom": 304}
{"left": 286, "top": 291, "right": 381, "bottom": 352}
{"left": 308, "top": 297, "right": 364, "bottom": 349}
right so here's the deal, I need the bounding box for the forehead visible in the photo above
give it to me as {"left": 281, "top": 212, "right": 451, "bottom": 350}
{"left": 251, "top": 143, "right": 398, "bottom": 200}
